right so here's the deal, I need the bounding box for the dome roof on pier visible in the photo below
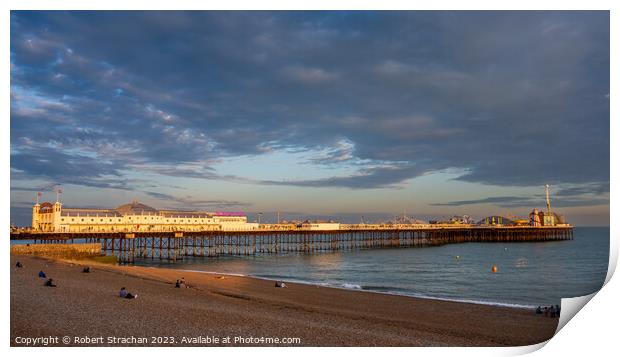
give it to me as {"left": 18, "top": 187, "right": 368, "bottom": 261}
{"left": 115, "top": 201, "right": 158, "bottom": 214}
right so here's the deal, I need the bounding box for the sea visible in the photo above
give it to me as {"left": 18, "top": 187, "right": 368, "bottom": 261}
{"left": 132, "top": 226, "right": 609, "bottom": 308}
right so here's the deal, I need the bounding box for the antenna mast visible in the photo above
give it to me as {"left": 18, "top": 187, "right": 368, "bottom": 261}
{"left": 545, "top": 184, "right": 551, "bottom": 214}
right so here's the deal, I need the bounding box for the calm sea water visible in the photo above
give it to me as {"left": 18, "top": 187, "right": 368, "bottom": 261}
{"left": 12, "top": 227, "right": 608, "bottom": 307}
{"left": 133, "top": 227, "right": 609, "bottom": 308}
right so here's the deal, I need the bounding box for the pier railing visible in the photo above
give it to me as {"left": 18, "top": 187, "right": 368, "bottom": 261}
{"left": 11, "top": 226, "right": 573, "bottom": 264}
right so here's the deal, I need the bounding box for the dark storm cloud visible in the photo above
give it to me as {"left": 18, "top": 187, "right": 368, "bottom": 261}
{"left": 10, "top": 11, "right": 609, "bottom": 195}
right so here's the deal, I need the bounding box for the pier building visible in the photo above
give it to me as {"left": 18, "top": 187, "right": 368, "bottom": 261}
{"left": 31, "top": 200, "right": 259, "bottom": 233}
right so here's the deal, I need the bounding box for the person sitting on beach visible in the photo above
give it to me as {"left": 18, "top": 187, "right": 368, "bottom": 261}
{"left": 82, "top": 267, "right": 91, "bottom": 273}
{"left": 44, "top": 278, "right": 57, "bottom": 287}
{"left": 175, "top": 279, "right": 187, "bottom": 288}
{"left": 175, "top": 279, "right": 181, "bottom": 288}
{"left": 535, "top": 306, "right": 542, "bottom": 314}
{"left": 15, "top": 262, "right": 23, "bottom": 268}
{"left": 119, "top": 287, "right": 137, "bottom": 299}
{"left": 38, "top": 270, "right": 46, "bottom": 278}
{"left": 180, "top": 277, "right": 189, "bottom": 288}
{"left": 275, "top": 281, "right": 287, "bottom": 288}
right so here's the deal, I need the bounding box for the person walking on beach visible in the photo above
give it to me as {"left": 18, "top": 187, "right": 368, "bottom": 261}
{"left": 119, "top": 287, "right": 137, "bottom": 299}
{"left": 555, "top": 304, "right": 561, "bottom": 316}
{"left": 38, "top": 270, "right": 46, "bottom": 278}
{"left": 44, "top": 278, "right": 57, "bottom": 287}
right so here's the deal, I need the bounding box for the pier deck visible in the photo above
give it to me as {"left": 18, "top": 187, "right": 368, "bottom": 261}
{"left": 11, "top": 226, "right": 573, "bottom": 264}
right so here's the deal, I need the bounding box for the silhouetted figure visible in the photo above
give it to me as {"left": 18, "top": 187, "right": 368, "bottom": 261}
{"left": 535, "top": 306, "right": 542, "bottom": 314}
{"left": 15, "top": 262, "right": 23, "bottom": 268}
{"left": 44, "top": 278, "right": 57, "bottom": 287}
{"left": 275, "top": 281, "right": 287, "bottom": 288}
{"left": 119, "top": 287, "right": 137, "bottom": 299}
{"left": 82, "top": 267, "right": 91, "bottom": 273}
{"left": 555, "top": 304, "right": 561, "bottom": 316}
{"left": 38, "top": 270, "right": 46, "bottom": 278}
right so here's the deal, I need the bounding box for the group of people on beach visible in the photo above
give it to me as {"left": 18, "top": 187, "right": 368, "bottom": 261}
{"left": 15, "top": 261, "right": 53, "bottom": 287}
{"left": 33, "top": 266, "right": 57, "bottom": 287}
{"left": 536, "top": 305, "right": 561, "bottom": 317}
{"left": 15, "top": 260, "right": 141, "bottom": 301}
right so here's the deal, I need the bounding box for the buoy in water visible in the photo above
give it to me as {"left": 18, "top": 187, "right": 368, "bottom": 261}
{"left": 491, "top": 265, "right": 498, "bottom": 273}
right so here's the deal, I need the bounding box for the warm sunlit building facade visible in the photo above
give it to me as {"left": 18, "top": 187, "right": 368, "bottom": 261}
{"left": 31, "top": 200, "right": 259, "bottom": 232}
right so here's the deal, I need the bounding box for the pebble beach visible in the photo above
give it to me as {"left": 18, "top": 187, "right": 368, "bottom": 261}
{"left": 11, "top": 254, "right": 559, "bottom": 347}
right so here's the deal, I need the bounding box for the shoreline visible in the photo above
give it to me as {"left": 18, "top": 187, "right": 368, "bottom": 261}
{"left": 11, "top": 254, "right": 560, "bottom": 347}
{"left": 175, "top": 268, "right": 538, "bottom": 310}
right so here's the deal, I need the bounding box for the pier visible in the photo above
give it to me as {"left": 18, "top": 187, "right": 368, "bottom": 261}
{"left": 11, "top": 226, "right": 573, "bottom": 264}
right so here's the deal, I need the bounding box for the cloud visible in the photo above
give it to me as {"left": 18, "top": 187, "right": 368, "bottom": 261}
{"left": 307, "top": 137, "right": 356, "bottom": 165}
{"left": 281, "top": 65, "right": 338, "bottom": 83}
{"left": 10, "top": 11, "right": 609, "bottom": 193}
{"left": 432, "top": 182, "right": 610, "bottom": 208}
{"left": 256, "top": 164, "right": 431, "bottom": 189}
{"left": 143, "top": 191, "right": 251, "bottom": 210}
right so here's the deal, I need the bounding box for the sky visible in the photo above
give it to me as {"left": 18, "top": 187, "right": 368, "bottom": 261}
{"left": 9, "top": 11, "right": 610, "bottom": 226}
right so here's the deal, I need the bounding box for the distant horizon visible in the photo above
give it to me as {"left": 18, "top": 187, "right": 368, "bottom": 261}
{"left": 9, "top": 189, "right": 609, "bottom": 227}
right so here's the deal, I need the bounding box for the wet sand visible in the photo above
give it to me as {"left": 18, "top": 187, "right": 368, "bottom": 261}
{"left": 10, "top": 255, "right": 558, "bottom": 346}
